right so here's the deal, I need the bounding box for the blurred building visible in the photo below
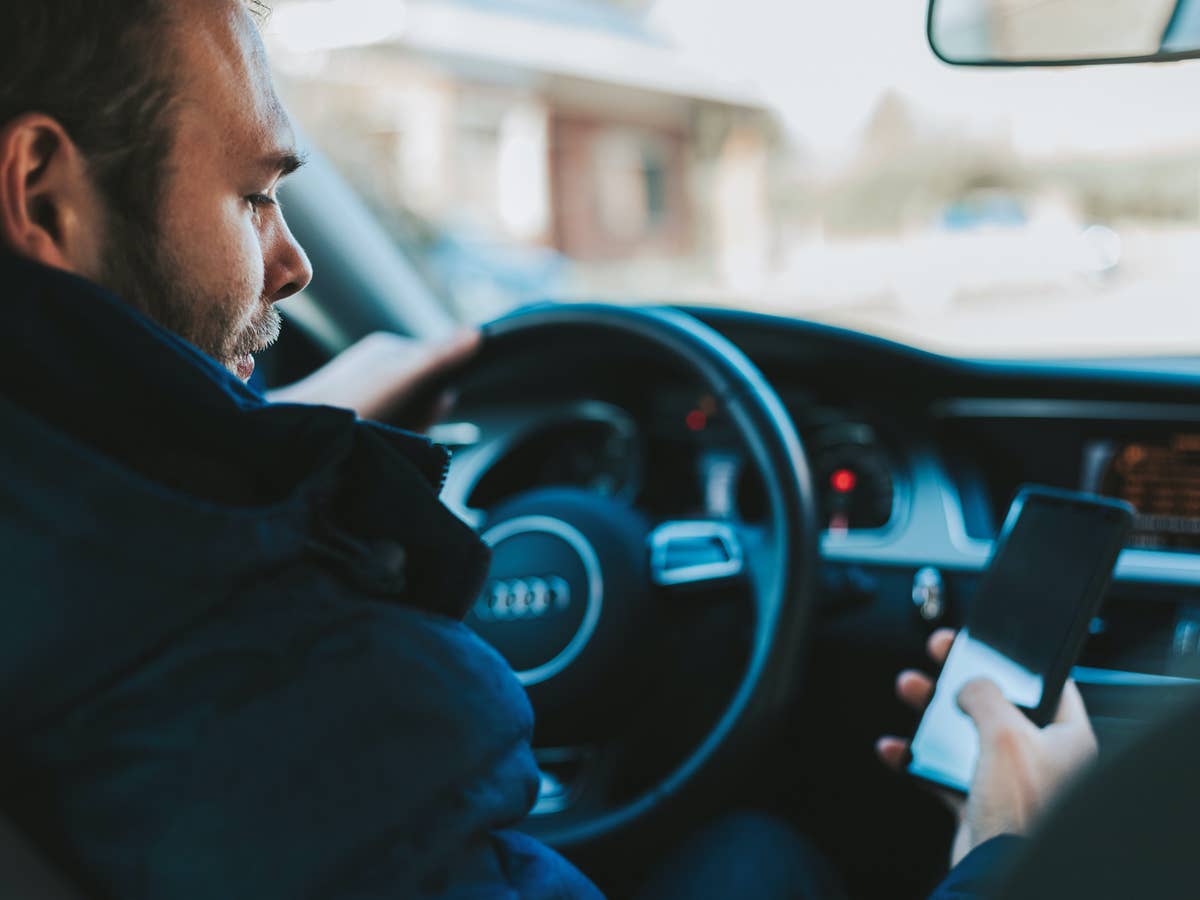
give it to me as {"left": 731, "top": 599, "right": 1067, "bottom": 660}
{"left": 269, "top": 0, "right": 776, "bottom": 301}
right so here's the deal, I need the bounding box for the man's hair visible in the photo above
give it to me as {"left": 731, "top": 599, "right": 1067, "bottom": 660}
{"left": 0, "top": 1, "right": 269, "bottom": 233}
{"left": 0, "top": 0, "right": 180, "bottom": 233}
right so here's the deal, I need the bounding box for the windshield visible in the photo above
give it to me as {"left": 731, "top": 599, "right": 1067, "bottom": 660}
{"left": 265, "top": 0, "right": 1200, "bottom": 359}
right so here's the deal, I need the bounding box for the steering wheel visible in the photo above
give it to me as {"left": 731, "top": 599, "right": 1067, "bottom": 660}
{"left": 440, "top": 304, "right": 818, "bottom": 850}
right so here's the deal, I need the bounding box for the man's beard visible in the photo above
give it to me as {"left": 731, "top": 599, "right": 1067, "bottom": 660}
{"left": 97, "top": 214, "right": 281, "bottom": 379}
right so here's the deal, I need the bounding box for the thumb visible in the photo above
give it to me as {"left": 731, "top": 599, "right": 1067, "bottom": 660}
{"left": 1052, "top": 679, "right": 1089, "bottom": 726}
{"left": 957, "top": 678, "right": 1029, "bottom": 740}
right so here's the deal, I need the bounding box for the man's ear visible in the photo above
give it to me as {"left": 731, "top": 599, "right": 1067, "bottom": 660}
{"left": 0, "top": 113, "right": 105, "bottom": 275}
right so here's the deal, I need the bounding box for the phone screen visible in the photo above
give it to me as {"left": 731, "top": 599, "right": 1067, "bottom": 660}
{"left": 908, "top": 489, "right": 1132, "bottom": 793}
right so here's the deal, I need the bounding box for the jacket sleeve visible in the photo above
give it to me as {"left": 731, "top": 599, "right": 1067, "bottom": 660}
{"left": 16, "top": 583, "right": 608, "bottom": 900}
{"left": 928, "top": 836, "right": 1025, "bottom": 900}
{"left": 422, "top": 830, "right": 605, "bottom": 899}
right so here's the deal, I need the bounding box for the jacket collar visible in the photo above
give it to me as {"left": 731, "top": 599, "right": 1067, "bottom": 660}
{"left": 0, "top": 251, "right": 489, "bottom": 617}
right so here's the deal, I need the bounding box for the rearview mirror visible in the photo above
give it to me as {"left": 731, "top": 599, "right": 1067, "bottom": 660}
{"left": 928, "top": 0, "right": 1200, "bottom": 67}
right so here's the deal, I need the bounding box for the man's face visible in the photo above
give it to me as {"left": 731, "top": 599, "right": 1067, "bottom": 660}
{"left": 98, "top": 0, "right": 312, "bottom": 381}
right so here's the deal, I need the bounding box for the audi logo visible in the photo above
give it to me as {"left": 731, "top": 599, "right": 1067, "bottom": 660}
{"left": 473, "top": 576, "right": 571, "bottom": 621}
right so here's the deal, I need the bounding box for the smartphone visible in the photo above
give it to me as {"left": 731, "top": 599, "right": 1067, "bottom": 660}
{"left": 907, "top": 486, "right": 1134, "bottom": 793}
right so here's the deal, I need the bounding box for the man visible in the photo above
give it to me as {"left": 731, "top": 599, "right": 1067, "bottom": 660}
{"left": 0, "top": 1, "right": 600, "bottom": 897}
{"left": 3, "top": 2, "right": 844, "bottom": 897}
{"left": 0, "top": 0, "right": 1102, "bottom": 897}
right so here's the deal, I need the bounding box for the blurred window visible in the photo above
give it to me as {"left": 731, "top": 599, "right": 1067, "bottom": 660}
{"left": 267, "top": 0, "right": 1200, "bottom": 358}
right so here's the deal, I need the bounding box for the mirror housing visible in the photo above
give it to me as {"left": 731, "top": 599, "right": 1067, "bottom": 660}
{"left": 928, "top": 0, "right": 1200, "bottom": 67}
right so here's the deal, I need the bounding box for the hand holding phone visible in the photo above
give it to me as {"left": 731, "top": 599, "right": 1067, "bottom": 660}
{"left": 907, "top": 487, "right": 1132, "bottom": 793}
{"left": 879, "top": 628, "right": 1099, "bottom": 867}
{"left": 954, "top": 672, "right": 1097, "bottom": 858}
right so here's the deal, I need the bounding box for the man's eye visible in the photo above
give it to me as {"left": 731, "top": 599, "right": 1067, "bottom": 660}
{"left": 246, "top": 193, "right": 276, "bottom": 209}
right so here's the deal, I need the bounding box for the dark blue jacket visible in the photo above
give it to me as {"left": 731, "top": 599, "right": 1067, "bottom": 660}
{"left": 928, "top": 837, "right": 1022, "bottom": 899}
{"left": 0, "top": 253, "right": 601, "bottom": 899}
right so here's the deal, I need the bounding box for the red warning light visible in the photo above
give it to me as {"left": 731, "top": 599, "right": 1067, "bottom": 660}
{"left": 831, "top": 468, "right": 857, "bottom": 494}
{"left": 685, "top": 410, "right": 708, "bottom": 432}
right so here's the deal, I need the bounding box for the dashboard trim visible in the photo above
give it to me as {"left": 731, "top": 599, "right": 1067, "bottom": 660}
{"left": 1072, "top": 666, "right": 1199, "bottom": 688}
{"left": 933, "top": 398, "right": 1200, "bottom": 422}
{"left": 820, "top": 442, "right": 1200, "bottom": 586}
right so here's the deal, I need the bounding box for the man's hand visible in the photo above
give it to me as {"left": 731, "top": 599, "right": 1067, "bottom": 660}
{"left": 875, "top": 629, "right": 1098, "bottom": 867}
{"left": 268, "top": 329, "right": 481, "bottom": 430}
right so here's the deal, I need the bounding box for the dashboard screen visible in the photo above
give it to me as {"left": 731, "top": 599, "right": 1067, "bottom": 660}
{"left": 1083, "top": 433, "right": 1200, "bottom": 551}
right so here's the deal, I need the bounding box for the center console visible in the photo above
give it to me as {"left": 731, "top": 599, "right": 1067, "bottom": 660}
{"left": 936, "top": 399, "right": 1200, "bottom": 733}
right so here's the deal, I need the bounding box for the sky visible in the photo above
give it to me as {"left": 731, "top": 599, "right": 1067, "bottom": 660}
{"left": 648, "top": 0, "right": 1200, "bottom": 160}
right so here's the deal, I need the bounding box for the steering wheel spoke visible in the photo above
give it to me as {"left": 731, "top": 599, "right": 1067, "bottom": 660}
{"left": 528, "top": 743, "right": 635, "bottom": 829}
{"left": 648, "top": 519, "right": 746, "bottom": 589}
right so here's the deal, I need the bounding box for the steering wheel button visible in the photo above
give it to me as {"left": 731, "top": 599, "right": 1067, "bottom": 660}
{"left": 649, "top": 521, "right": 744, "bottom": 587}
{"left": 912, "top": 567, "right": 946, "bottom": 622}
{"left": 664, "top": 538, "right": 729, "bottom": 570}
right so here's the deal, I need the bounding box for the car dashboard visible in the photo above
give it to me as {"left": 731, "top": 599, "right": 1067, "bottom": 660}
{"left": 441, "top": 308, "right": 1200, "bottom": 723}
{"left": 378, "top": 305, "right": 1200, "bottom": 895}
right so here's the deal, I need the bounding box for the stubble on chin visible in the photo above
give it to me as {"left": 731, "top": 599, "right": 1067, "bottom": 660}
{"left": 98, "top": 220, "right": 282, "bottom": 378}
{"left": 221, "top": 301, "right": 283, "bottom": 380}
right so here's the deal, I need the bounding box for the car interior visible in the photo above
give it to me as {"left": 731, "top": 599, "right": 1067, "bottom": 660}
{"left": 9, "top": 0, "right": 1200, "bottom": 897}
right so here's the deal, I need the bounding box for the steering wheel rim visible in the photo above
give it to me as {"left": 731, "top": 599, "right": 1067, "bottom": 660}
{"left": 451, "top": 303, "right": 819, "bottom": 848}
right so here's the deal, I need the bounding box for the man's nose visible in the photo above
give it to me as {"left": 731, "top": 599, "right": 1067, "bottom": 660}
{"left": 266, "top": 218, "right": 314, "bottom": 303}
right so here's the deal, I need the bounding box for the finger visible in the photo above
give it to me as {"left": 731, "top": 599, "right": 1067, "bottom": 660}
{"left": 377, "top": 331, "right": 481, "bottom": 428}
{"left": 876, "top": 738, "right": 965, "bottom": 816}
{"left": 934, "top": 787, "right": 966, "bottom": 818}
{"left": 431, "top": 389, "right": 459, "bottom": 423}
{"left": 1053, "top": 678, "right": 1089, "bottom": 726}
{"left": 379, "top": 327, "right": 476, "bottom": 378}
{"left": 896, "top": 669, "right": 935, "bottom": 711}
{"left": 412, "top": 328, "right": 477, "bottom": 381}
{"left": 956, "top": 678, "right": 1030, "bottom": 740}
{"left": 412, "top": 390, "right": 460, "bottom": 434}
{"left": 428, "top": 328, "right": 482, "bottom": 369}
{"left": 875, "top": 736, "right": 910, "bottom": 771}
{"left": 927, "top": 629, "right": 956, "bottom": 666}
